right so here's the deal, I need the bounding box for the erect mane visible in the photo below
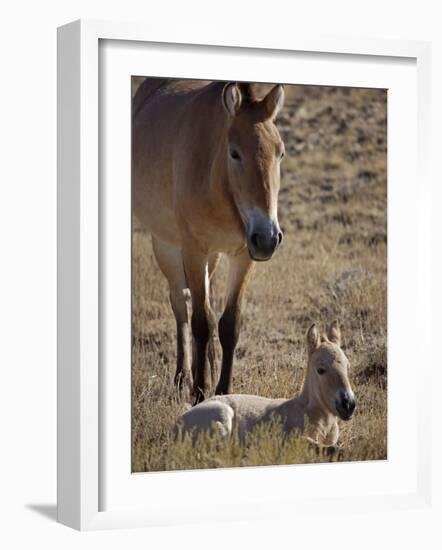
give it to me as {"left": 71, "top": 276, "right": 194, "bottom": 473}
{"left": 237, "top": 82, "right": 256, "bottom": 104}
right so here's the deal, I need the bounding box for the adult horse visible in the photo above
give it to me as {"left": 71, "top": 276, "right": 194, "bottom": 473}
{"left": 133, "top": 79, "right": 285, "bottom": 402}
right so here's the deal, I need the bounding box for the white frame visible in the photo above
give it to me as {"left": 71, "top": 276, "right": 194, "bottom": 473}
{"left": 57, "top": 19, "right": 432, "bottom": 531}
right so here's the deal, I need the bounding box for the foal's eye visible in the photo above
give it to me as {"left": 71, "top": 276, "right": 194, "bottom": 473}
{"left": 317, "top": 367, "right": 326, "bottom": 375}
{"left": 230, "top": 149, "right": 241, "bottom": 161}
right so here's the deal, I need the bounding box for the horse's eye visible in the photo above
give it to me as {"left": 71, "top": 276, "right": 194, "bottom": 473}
{"left": 317, "top": 367, "right": 326, "bottom": 375}
{"left": 280, "top": 150, "right": 285, "bottom": 159}
{"left": 230, "top": 149, "right": 241, "bottom": 161}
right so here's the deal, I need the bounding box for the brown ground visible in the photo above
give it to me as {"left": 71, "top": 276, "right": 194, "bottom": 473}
{"left": 131, "top": 80, "right": 387, "bottom": 472}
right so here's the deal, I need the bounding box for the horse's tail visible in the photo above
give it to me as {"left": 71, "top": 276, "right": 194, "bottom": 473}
{"left": 133, "top": 78, "right": 169, "bottom": 119}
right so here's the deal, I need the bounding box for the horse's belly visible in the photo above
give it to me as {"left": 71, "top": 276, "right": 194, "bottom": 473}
{"left": 133, "top": 166, "right": 182, "bottom": 245}
{"left": 135, "top": 204, "right": 181, "bottom": 246}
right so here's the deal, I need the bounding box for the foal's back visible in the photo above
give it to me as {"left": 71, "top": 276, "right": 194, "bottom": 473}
{"left": 179, "top": 394, "right": 287, "bottom": 440}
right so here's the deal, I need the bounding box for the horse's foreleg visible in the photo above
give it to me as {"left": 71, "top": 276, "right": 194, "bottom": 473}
{"left": 151, "top": 236, "right": 192, "bottom": 395}
{"left": 216, "top": 250, "right": 254, "bottom": 395}
{"left": 182, "top": 246, "right": 215, "bottom": 404}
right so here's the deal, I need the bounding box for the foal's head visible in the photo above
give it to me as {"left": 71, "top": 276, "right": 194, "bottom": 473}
{"left": 305, "top": 321, "right": 356, "bottom": 421}
{"left": 222, "top": 82, "right": 285, "bottom": 261}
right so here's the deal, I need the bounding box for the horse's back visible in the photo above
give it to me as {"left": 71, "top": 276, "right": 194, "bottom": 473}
{"left": 133, "top": 78, "right": 168, "bottom": 118}
{"left": 133, "top": 79, "right": 208, "bottom": 238}
{"left": 133, "top": 78, "right": 211, "bottom": 119}
{"left": 132, "top": 78, "right": 223, "bottom": 240}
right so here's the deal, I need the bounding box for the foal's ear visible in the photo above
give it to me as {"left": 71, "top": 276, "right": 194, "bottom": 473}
{"left": 307, "top": 324, "right": 320, "bottom": 354}
{"left": 262, "top": 84, "right": 285, "bottom": 120}
{"left": 222, "top": 82, "right": 242, "bottom": 116}
{"left": 328, "top": 320, "right": 342, "bottom": 346}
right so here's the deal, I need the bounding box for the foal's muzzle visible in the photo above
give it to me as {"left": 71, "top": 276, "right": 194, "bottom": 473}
{"left": 247, "top": 221, "right": 283, "bottom": 261}
{"left": 335, "top": 389, "right": 356, "bottom": 421}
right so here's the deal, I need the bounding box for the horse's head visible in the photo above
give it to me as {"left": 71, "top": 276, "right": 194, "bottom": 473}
{"left": 222, "top": 82, "right": 285, "bottom": 261}
{"left": 306, "top": 321, "right": 356, "bottom": 421}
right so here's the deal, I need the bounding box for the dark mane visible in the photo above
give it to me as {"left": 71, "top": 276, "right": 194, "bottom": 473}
{"left": 237, "top": 82, "right": 256, "bottom": 104}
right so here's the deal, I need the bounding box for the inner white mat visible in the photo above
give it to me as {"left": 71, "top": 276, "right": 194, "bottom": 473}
{"left": 99, "top": 38, "right": 418, "bottom": 517}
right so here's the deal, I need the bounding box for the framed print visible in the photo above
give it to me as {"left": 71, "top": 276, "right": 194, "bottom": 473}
{"left": 57, "top": 19, "right": 432, "bottom": 530}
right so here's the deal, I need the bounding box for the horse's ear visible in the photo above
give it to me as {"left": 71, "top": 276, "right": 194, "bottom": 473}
{"left": 307, "top": 324, "right": 320, "bottom": 354}
{"left": 222, "top": 83, "right": 242, "bottom": 116}
{"left": 262, "top": 84, "right": 285, "bottom": 120}
{"left": 328, "top": 320, "right": 342, "bottom": 346}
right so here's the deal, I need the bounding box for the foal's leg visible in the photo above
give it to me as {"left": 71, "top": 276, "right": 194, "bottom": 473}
{"left": 216, "top": 249, "right": 254, "bottom": 395}
{"left": 151, "top": 235, "right": 192, "bottom": 394}
{"left": 182, "top": 246, "right": 217, "bottom": 403}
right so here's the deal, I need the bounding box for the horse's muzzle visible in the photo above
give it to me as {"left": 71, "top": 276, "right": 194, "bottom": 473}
{"left": 247, "top": 225, "right": 283, "bottom": 261}
{"left": 335, "top": 389, "right": 356, "bottom": 421}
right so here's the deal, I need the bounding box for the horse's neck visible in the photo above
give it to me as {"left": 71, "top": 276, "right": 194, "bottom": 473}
{"left": 275, "top": 379, "right": 337, "bottom": 440}
{"left": 270, "top": 395, "right": 305, "bottom": 432}
{"left": 305, "top": 404, "right": 337, "bottom": 440}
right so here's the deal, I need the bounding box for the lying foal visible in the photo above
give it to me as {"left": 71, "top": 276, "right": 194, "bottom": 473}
{"left": 177, "top": 321, "right": 356, "bottom": 446}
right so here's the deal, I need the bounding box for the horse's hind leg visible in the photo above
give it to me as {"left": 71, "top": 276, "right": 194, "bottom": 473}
{"left": 181, "top": 244, "right": 219, "bottom": 404}
{"left": 207, "top": 253, "right": 222, "bottom": 389}
{"left": 151, "top": 235, "right": 192, "bottom": 395}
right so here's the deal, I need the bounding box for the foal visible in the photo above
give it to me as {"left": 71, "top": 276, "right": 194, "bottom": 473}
{"left": 177, "top": 321, "right": 356, "bottom": 446}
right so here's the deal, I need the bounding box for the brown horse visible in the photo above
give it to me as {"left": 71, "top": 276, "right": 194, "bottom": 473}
{"left": 133, "top": 79, "right": 285, "bottom": 402}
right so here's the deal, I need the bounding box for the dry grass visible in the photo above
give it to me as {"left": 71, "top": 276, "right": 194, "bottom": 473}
{"left": 132, "top": 82, "right": 387, "bottom": 472}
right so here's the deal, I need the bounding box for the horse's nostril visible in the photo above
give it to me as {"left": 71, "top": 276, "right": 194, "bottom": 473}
{"left": 251, "top": 233, "right": 260, "bottom": 249}
{"left": 249, "top": 230, "right": 279, "bottom": 256}
{"left": 340, "top": 391, "right": 355, "bottom": 411}
{"left": 336, "top": 391, "right": 355, "bottom": 420}
{"left": 277, "top": 231, "right": 283, "bottom": 246}
{"left": 343, "top": 397, "right": 355, "bottom": 413}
